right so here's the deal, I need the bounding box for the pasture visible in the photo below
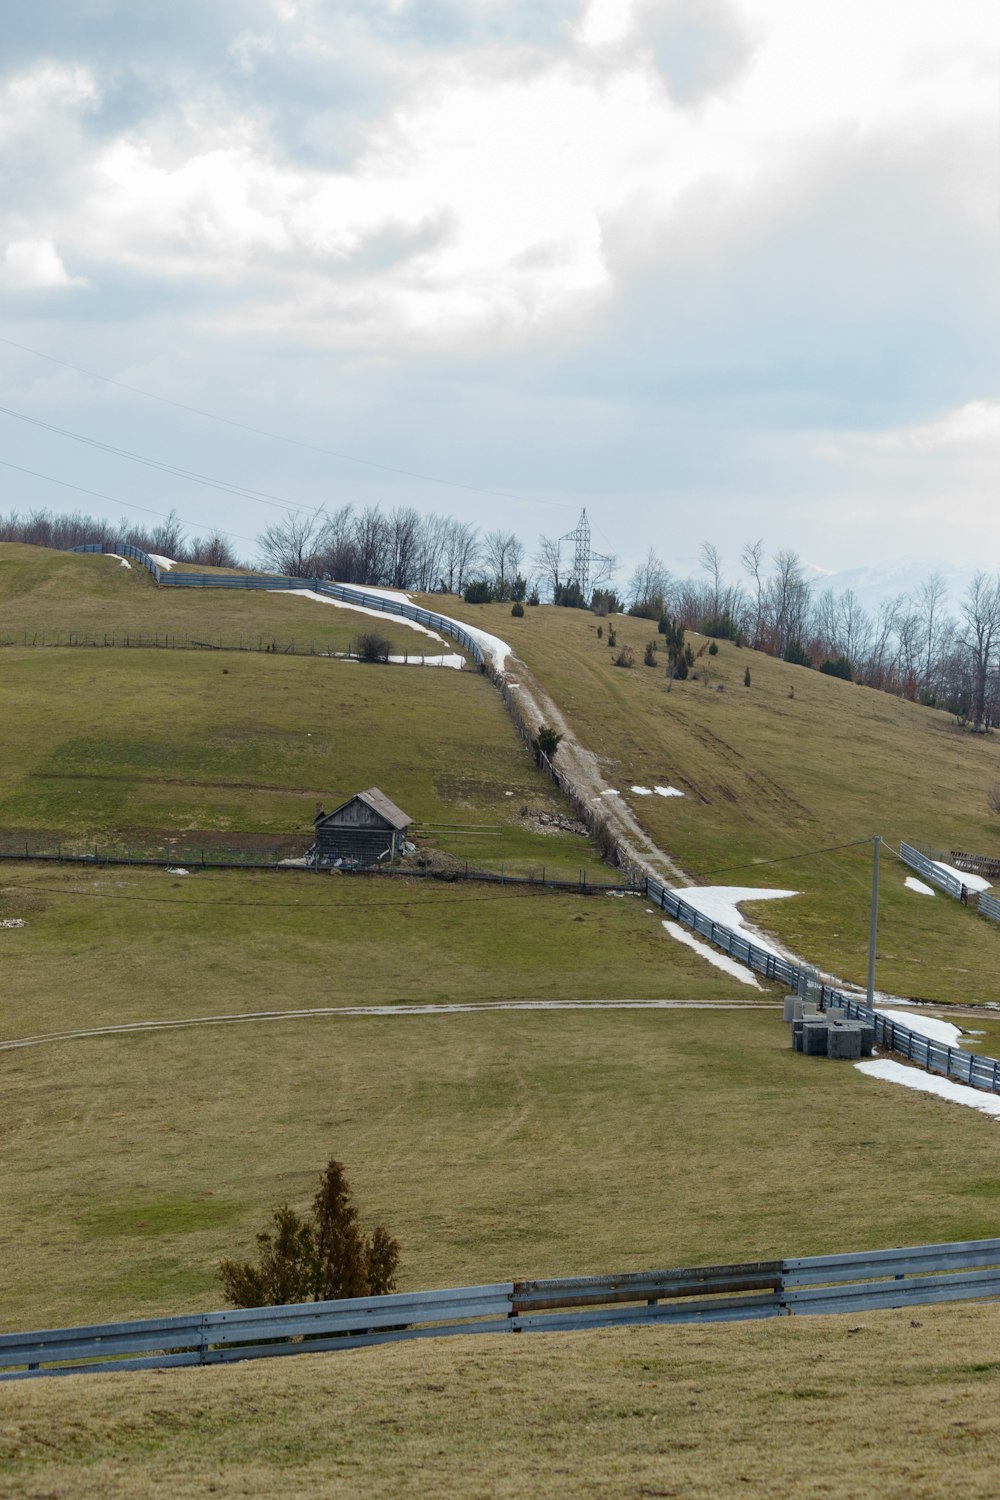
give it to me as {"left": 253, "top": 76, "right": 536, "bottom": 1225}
{"left": 439, "top": 597, "right": 1000, "bottom": 1003}
{"left": 1, "top": 1306, "right": 999, "bottom": 1497}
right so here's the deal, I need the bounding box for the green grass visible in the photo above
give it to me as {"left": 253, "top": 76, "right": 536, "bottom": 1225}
{"left": 436, "top": 597, "right": 1000, "bottom": 1003}
{"left": 0, "top": 644, "right": 604, "bottom": 874}
{"left": 0, "top": 543, "right": 441, "bottom": 655}
{"left": 3, "top": 1306, "right": 1000, "bottom": 1498}
{"left": 1, "top": 908, "right": 997, "bottom": 1330}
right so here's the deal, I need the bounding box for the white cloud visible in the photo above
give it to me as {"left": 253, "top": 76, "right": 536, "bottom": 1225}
{"left": 3, "top": 237, "right": 86, "bottom": 289}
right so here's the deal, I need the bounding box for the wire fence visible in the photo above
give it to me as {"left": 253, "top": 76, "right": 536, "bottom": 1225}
{"left": 0, "top": 627, "right": 471, "bottom": 664}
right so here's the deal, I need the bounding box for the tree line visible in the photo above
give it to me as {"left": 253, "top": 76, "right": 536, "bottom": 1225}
{"left": 3, "top": 504, "right": 999, "bottom": 728}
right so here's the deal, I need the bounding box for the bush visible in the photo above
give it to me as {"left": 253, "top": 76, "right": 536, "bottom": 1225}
{"left": 533, "top": 725, "right": 563, "bottom": 761}
{"left": 819, "top": 655, "right": 853, "bottom": 681}
{"left": 744, "top": 666, "right": 751, "bottom": 687}
{"left": 527, "top": 591, "right": 540, "bottom": 606}
{"left": 511, "top": 601, "right": 525, "bottom": 617}
{"left": 783, "top": 640, "right": 813, "bottom": 668}
{"left": 219, "top": 1159, "right": 400, "bottom": 1308}
{"left": 463, "top": 580, "right": 493, "bottom": 604}
{"left": 597, "top": 625, "right": 603, "bottom": 639}
{"left": 708, "top": 641, "right": 719, "bottom": 656}
{"left": 614, "top": 644, "right": 635, "bottom": 668}
{"left": 607, "top": 628, "right": 617, "bottom": 648}
{"left": 356, "top": 631, "right": 391, "bottom": 663}
{"left": 643, "top": 641, "right": 658, "bottom": 666}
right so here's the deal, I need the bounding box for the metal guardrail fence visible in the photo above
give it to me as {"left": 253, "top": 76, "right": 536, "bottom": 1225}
{"left": 899, "top": 842, "right": 964, "bottom": 899}
{"left": 69, "top": 544, "right": 488, "bottom": 666}
{"left": 979, "top": 891, "right": 1000, "bottom": 925}
{"left": 3, "top": 1237, "right": 998, "bottom": 1380}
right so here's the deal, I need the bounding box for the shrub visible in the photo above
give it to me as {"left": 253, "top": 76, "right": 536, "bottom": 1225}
{"left": 527, "top": 591, "right": 540, "bottom": 606}
{"left": 608, "top": 628, "right": 617, "bottom": 648}
{"left": 783, "top": 640, "right": 813, "bottom": 668}
{"left": 744, "top": 666, "right": 751, "bottom": 687}
{"left": 463, "top": 580, "right": 493, "bottom": 604}
{"left": 533, "top": 725, "right": 563, "bottom": 761}
{"left": 511, "top": 574, "right": 527, "bottom": 602}
{"left": 356, "top": 631, "right": 391, "bottom": 663}
{"left": 511, "top": 601, "right": 525, "bottom": 617}
{"left": 708, "top": 641, "right": 719, "bottom": 656}
{"left": 597, "top": 625, "right": 603, "bottom": 639}
{"left": 820, "top": 655, "right": 853, "bottom": 681}
{"left": 219, "top": 1159, "right": 400, "bottom": 1308}
{"left": 643, "top": 641, "right": 658, "bottom": 666}
{"left": 614, "top": 644, "right": 635, "bottom": 668}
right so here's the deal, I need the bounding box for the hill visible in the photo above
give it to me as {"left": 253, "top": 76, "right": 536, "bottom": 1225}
{"left": 435, "top": 595, "right": 1000, "bottom": 1004}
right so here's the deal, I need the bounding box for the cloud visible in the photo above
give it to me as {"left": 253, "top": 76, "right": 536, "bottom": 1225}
{"left": 3, "top": 238, "right": 87, "bottom": 290}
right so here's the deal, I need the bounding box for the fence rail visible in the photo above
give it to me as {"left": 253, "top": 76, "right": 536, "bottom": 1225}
{"left": 979, "top": 891, "right": 1000, "bottom": 925}
{"left": 899, "top": 842, "right": 964, "bottom": 898}
{"left": 3, "top": 1237, "right": 998, "bottom": 1380}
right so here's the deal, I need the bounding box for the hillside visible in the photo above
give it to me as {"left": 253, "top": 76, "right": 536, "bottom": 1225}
{"left": 436, "top": 596, "right": 1000, "bottom": 1004}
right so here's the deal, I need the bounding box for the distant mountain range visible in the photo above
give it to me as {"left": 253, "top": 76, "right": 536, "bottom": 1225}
{"left": 799, "top": 560, "right": 978, "bottom": 614}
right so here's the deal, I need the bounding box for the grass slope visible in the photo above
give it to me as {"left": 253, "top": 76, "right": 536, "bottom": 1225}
{"left": 2, "top": 939, "right": 997, "bottom": 1327}
{"left": 438, "top": 598, "right": 1000, "bottom": 1003}
{"left": 2, "top": 1307, "right": 999, "bottom": 1498}
{"left": 0, "top": 544, "right": 447, "bottom": 656}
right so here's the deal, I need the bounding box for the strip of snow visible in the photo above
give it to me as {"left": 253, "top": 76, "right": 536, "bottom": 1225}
{"left": 389, "top": 653, "right": 463, "bottom": 670}
{"left": 104, "top": 554, "right": 132, "bottom": 569}
{"left": 668, "top": 886, "right": 798, "bottom": 959}
{"left": 277, "top": 590, "right": 446, "bottom": 644}
{"left": 931, "top": 859, "right": 991, "bottom": 893}
{"left": 599, "top": 789, "right": 620, "bottom": 798}
{"left": 662, "top": 921, "right": 761, "bottom": 988}
{"left": 904, "top": 876, "right": 935, "bottom": 896}
{"left": 165, "top": 867, "right": 189, "bottom": 875}
{"left": 631, "top": 785, "right": 653, "bottom": 795}
{"left": 148, "top": 554, "right": 176, "bottom": 571}
{"left": 654, "top": 786, "right": 684, "bottom": 797}
{"left": 856, "top": 1059, "right": 1000, "bottom": 1118}
{"left": 876, "top": 1008, "right": 963, "bottom": 1048}
{"left": 0, "top": 918, "right": 26, "bottom": 928}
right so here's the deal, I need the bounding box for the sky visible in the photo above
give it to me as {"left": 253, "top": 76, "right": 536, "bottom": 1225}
{"left": 0, "top": 0, "right": 998, "bottom": 592}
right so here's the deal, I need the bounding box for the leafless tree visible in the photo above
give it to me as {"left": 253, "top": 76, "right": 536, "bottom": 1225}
{"left": 188, "top": 532, "right": 238, "bottom": 568}
{"left": 628, "top": 548, "right": 670, "bottom": 616}
{"left": 483, "top": 529, "right": 524, "bottom": 596}
{"left": 256, "top": 509, "right": 327, "bottom": 577}
{"left": 535, "top": 535, "right": 563, "bottom": 601}
{"left": 740, "top": 538, "right": 766, "bottom": 647}
{"left": 441, "top": 519, "right": 479, "bottom": 593}
{"left": 960, "top": 572, "right": 1000, "bottom": 730}
{"left": 700, "top": 541, "right": 723, "bottom": 621}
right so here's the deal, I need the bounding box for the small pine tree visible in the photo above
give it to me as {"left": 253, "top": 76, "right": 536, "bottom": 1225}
{"left": 511, "top": 601, "right": 525, "bottom": 617}
{"left": 644, "top": 641, "right": 658, "bottom": 666}
{"left": 597, "top": 625, "right": 603, "bottom": 639}
{"left": 607, "top": 628, "right": 617, "bottom": 648}
{"left": 744, "top": 666, "right": 751, "bottom": 687}
{"left": 708, "top": 641, "right": 719, "bottom": 656}
{"left": 533, "top": 725, "right": 563, "bottom": 761}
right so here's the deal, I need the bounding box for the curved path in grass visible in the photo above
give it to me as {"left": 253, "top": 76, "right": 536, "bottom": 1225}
{"left": 0, "top": 998, "right": 779, "bottom": 1052}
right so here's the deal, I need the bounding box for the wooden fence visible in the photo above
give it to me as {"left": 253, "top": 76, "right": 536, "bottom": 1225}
{"left": 3, "top": 1237, "right": 998, "bottom": 1380}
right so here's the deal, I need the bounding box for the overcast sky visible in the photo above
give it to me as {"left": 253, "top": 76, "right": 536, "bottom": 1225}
{"left": 1, "top": 0, "right": 998, "bottom": 590}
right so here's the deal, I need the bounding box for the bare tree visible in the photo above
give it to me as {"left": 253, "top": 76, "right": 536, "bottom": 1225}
{"left": 960, "top": 572, "right": 1000, "bottom": 730}
{"left": 740, "top": 538, "right": 766, "bottom": 647}
{"left": 536, "top": 535, "right": 562, "bottom": 601}
{"left": 188, "top": 532, "right": 238, "bottom": 568}
{"left": 700, "top": 541, "right": 723, "bottom": 621}
{"left": 256, "top": 510, "right": 327, "bottom": 578}
{"left": 442, "top": 519, "right": 479, "bottom": 593}
{"left": 352, "top": 505, "right": 390, "bottom": 585}
{"left": 387, "top": 505, "right": 421, "bottom": 589}
{"left": 483, "top": 529, "right": 523, "bottom": 598}
{"left": 628, "top": 548, "right": 670, "bottom": 617}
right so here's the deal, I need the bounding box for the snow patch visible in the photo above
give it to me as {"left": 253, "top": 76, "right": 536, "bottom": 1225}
{"left": 876, "top": 1008, "right": 964, "bottom": 1048}
{"left": 662, "top": 921, "right": 761, "bottom": 988}
{"left": 631, "top": 785, "right": 653, "bottom": 795}
{"left": 104, "top": 554, "right": 132, "bottom": 569}
{"left": 0, "top": 918, "right": 26, "bottom": 928}
{"left": 166, "top": 867, "right": 189, "bottom": 875}
{"left": 670, "top": 886, "right": 798, "bottom": 959}
{"left": 904, "top": 876, "right": 935, "bottom": 896}
{"left": 148, "top": 554, "right": 176, "bottom": 571}
{"left": 654, "top": 785, "right": 684, "bottom": 798}
{"left": 931, "top": 859, "right": 991, "bottom": 893}
{"left": 856, "top": 1060, "right": 1000, "bottom": 1119}
{"left": 277, "top": 590, "right": 447, "bottom": 644}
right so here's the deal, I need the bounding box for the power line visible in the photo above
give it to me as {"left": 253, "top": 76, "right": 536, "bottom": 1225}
{"left": 0, "top": 402, "right": 321, "bottom": 519}
{"left": 694, "top": 837, "right": 873, "bottom": 881}
{"left": 0, "top": 333, "right": 577, "bottom": 513}
{"left": 0, "top": 458, "right": 259, "bottom": 548}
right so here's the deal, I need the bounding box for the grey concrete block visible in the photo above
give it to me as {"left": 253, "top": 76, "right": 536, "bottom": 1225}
{"left": 827, "top": 1025, "right": 863, "bottom": 1060}
{"left": 792, "top": 1019, "right": 805, "bottom": 1051}
{"left": 784, "top": 995, "right": 799, "bottom": 1022}
{"left": 802, "top": 1020, "right": 830, "bottom": 1056}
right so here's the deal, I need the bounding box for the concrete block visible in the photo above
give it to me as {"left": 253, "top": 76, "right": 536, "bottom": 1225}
{"left": 792, "top": 1019, "right": 805, "bottom": 1051}
{"left": 802, "top": 1020, "right": 830, "bottom": 1056}
{"left": 783, "top": 995, "right": 799, "bottom": 1022}
{"left": 827, "top": 1025, "right": 863, "bottom": 1060}
{"left": 859, "top": 1023, "right": 875, "bottom": 1056}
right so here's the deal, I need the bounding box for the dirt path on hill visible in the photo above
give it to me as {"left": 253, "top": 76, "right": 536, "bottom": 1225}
{"left": 503, "top": 654, "right": 689, "bottom": 886}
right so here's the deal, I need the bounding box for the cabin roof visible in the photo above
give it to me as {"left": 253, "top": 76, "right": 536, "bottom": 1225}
{"left": 319, "top": 787, "right": 413, "bottom": 831}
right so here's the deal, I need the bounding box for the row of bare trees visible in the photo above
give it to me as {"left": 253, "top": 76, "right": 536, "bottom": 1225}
{"left": 626, "top": 540, "right": 1000, "bottom": 728}
{"left": 0, "top": 507, "right": 239, "bottom": 568}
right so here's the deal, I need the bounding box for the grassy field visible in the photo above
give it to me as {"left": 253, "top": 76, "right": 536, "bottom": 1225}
{"left": 437, "top": 597, "right": 1000, "bottom": 1004}
{"left": 2, "top": 909, "right": 998, "bottom": 1330}
{"left": 0, "top": 544, "right": 439, "bottom": 656}
{"left": 0, "top": 641, "right": 605, "bottom": 875}
{"left": 2, "top": 1306, "right": 999, "bottom": 1498}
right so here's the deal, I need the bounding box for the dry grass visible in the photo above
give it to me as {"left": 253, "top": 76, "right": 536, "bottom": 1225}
{"left": 0, "top": 544, "right": 435, "bottom": 655}
{"left": 436, "top": 598, "right": 1000, "bottom": 1003}
{"left": 2, "top": 1305, "right": 999, "bottom": 1497}
{"left": 3, "top": 993, "right": 999, "bottom": 1331}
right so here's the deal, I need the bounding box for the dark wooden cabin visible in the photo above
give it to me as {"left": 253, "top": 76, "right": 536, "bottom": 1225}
{"left": 311, "top": 788, "right": 413, "bottom": 867}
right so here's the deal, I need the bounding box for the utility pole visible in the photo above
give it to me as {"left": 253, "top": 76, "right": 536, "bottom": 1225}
{"left": 866, "top": 835, "right": 881, "bottom": 1008}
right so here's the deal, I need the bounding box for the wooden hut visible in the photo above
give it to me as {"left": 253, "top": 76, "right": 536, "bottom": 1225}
{"left": 311, "top": 788, "right": 413, "bottom": 868}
